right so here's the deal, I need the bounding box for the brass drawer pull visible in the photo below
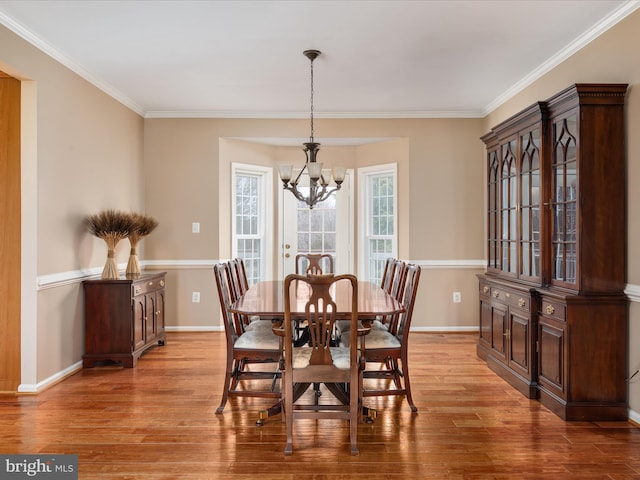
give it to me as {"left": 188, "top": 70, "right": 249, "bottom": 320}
{"left": 135, "top": 287, "right": 141, "bottom": 295}
{"left": 546, "top": 304, "right": 555, "bottom": 315}
{"left": 493, "top": 291, "right": 499, "bottom": 298}
{"left": 518, "top": 298, "right": 526, "bottom": 308}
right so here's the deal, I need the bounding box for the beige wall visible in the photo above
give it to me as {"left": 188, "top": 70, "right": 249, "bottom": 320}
{"left": 0, "top": 25, "right": 144, "bottom": 384}
{"left": 1, "top": 5, "right": 638, "bottom": 416}
{"left": 143, "top": 117, "right": 485, "bottom": 333}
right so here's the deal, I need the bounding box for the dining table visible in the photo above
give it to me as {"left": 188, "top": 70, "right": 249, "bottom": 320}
{"left": 229, "top": 278, "right": 405, "bottom": 424}
{"left": 229, "top": 279, "right": 404, "bottom": 319}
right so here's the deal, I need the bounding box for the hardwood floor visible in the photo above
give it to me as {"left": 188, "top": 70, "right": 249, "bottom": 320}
{"left": 1, "top": 332, "right": 639, "bottom": 479}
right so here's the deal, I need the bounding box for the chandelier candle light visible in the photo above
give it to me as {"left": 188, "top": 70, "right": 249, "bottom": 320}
{"left": 277, "top": 50, "right": 346, "bottom": 209}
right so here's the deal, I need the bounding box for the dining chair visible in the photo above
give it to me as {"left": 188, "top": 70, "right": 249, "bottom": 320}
{"left": 338, "top": 259, "right": 406, "bottom": 336}
{"left": 228, "top": 257, "right": 260, "bottom": 328}
{"left": 295, "top": 253, "right": 334, "bottom": 275}
{"left": 213, "top": 262, "right": 282, "bottom": 414}
{"left": 348, "top": 263, "right": 421, "bottom": 412}
{"left": 380, "top": 257, "right": 397, "bottom": 294}
{"left": 281, "top": 273, "right": 367, "bottom": 456}
{"left": 229, "top": 257, "right": 249, "bottom": 296}
{"left": 293, "top": 253, "right": 334, "bottom": 351}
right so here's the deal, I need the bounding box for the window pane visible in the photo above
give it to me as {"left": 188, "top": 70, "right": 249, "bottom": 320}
{"left": 234, "top": 171, "right": 264, "bottom": 285}
{"left": 366, "top": 172, "right": 396, "bottom": 283}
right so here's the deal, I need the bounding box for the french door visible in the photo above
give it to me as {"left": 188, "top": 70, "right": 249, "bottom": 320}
{"left": 278, "top": 170, "right": 353, "bottom": 277}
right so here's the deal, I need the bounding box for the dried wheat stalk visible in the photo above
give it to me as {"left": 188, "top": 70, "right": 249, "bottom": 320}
{"left": 126, "top": 213, "right": 159, "bottom": 275}
{"left": 86, "top": 209, "right": 136, "bottom": 279}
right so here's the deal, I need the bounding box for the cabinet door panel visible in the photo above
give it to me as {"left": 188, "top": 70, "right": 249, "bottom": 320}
{"left": 509, "top": 312, "right": 530, "bottom": 376}
{"left": 132, "top": 296, "right": 145, "bottom": 350}
{"left": 156, "top": 290, "right": 165, "bottom": 338}
{"left": 479, "top": 300, "right": 492, "bottom": 349}
{"left": 145, "top": 294, "right": 156, "bottom": 341}
{"left": 491, "top": 304, "right": 507, "bottom": 359}
{"left": 538, "top": 319, "right": 565, "bottom": 396}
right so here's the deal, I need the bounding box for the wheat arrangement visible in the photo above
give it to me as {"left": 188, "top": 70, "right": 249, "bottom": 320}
{"left": 126, "top": 213, "right": 159, "bottom": 275}
{"left": 86, "top": 209, "right": 137, "bottom": 279}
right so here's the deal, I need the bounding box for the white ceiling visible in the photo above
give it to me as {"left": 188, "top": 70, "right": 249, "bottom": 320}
{"left": 0, "top": 0, "right": 638, "bottom": 119}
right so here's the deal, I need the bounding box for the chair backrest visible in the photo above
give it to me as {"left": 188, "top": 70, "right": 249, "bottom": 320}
{"left": 390, "top": 260, "right": 407, "bottom": 301}
{"left": 295, "top": 253, "right": 334, "bottom": 275}
{"left": 213, "top": 263, "right": 242, "bottom": 342}
{"left": 228, "top": 258, "right": 247, "bottom": 302}
{"left": 393, "top": 264, "right": 421, "bottom": 340}
{"left": 234, "top": 257, "right": 250, "bottom": 292}
{"left": 380, "top": 257, "right": 396, "bottom": 293}
{"left": 283, "top": 273, "right": 358, "bottom": 368}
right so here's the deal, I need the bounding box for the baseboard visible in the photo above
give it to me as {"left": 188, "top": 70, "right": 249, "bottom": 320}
{"left": 165, "top": 326, "right": 223, "bottom": 332}
{"left": 18, "top": 360, "right": 82, "bottom": 394}
{"left": 411, "top": 326, "right": 479, "bottom": 333}
{"left": 629, "top": 408, "right": 640, "bottom": 426}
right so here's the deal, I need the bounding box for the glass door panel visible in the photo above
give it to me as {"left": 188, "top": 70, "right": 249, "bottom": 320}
{"left": 519, "top": 129, "right": 541, "bottom": 280}
{"left": 500, "top": 140, "right": 517, "bottom": 274}
{"left": 551, "top": 115, "right": 578, "bottom": 285}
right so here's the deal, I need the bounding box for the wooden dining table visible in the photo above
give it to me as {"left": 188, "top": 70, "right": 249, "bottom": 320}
{"left": 229, "top": 279, "right": 405, "bottom": 319}
{"left": 229, "top": 278, "right": 405, "bottom": 424}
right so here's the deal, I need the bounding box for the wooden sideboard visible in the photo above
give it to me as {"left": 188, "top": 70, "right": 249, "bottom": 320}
{"left": 83, "top": 272, "right": 166, "bottom": 368}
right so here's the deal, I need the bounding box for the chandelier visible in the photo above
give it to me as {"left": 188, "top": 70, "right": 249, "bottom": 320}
{"left": 277, "top": 50, "right": 346, "bottom": 209}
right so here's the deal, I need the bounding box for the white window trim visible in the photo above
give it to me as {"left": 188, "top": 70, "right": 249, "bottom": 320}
{"left": 231, "top": 162, "right": 273, "bottom": 281}
{"left": 357, "top": 162, "right": 398, "bottom": 280}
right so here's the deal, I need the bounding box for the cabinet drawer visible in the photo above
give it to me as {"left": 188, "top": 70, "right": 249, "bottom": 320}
{"left": 479, "top": 281, "right": 491, "bottom": 299}
{"left": 539, "top": 299, "right": 565, "bottom": 321}
{"left": 490, "top": 287, "right": 531, "bottom": 312}
{"left": 132, "top": 277, "right": 165, "bottom": 297}
{"left": 507, "top": 292, "right": 531, "bottom": 312}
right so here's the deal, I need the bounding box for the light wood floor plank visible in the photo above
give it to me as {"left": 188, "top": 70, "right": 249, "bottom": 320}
{"left": 1, "top": 332, "right": 639, "bottom": 479}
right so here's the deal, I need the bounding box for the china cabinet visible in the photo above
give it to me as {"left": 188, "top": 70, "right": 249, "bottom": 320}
{"left": 83, "top": 272, "right": 166, "bottom": 368}
{"left": 478, "top": 84, "right": 628, "bottom": 420}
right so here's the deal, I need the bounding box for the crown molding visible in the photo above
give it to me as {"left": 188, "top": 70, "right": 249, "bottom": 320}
{"left": 144, "top": 110, "right": 485, "bottom": 119}
{"left": 482, "top": 0, "right": 640, "bottom": 116}
{"left": 0, "top": 9, "right": 145, "bottom": 116}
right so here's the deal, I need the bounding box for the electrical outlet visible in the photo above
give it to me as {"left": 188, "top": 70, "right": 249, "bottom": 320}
{"left": 192, "top": 291, "right": 200, "bottom": 303}
{"left": 192, "top": 222, "right": 200, "bottom": 233}
{"left": 453, "top": 291, "right": 462, "bottom": 303}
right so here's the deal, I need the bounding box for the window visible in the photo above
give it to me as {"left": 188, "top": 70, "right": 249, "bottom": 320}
{"left": 296, "top": 189, "right": 336, "bottom": 254}
{"left": 358, "top": 163, "right": 398, "bottom": 283}
{"left": 231, "top": 163, "right": 272, "bottom": 285}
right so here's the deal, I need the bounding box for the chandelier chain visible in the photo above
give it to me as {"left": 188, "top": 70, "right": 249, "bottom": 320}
{"left": 309, "top": 57, "right": 314, "bottom": 142}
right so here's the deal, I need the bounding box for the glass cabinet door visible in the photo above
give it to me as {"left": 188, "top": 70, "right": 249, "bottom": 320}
{"left": 551, "top": 114, "right": 578, "bottom": 286}
{"left": 488, "top": 149, "right": 500, "bottom": 270}
{"left": 519, "top": 128, "right": 541, "bottom": 281}
{"left": 500, "top": 140, "right": 517, "bottom": 275}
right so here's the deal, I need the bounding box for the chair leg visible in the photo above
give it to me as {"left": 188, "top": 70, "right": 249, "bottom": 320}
{"left": 284, "top": 372, "right": 293, "bottom": 455}
{"left": 400, "top": 354, "right": 417, "bottom": 413}
{"left": 350, "top": 371, "right": 360, "bottom": 456}
{"left": 216, "top": 356, "right": 235, "bottom": 414}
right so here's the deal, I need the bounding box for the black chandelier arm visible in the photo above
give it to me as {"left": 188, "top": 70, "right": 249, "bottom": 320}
{"left": 281, "top": 182, "right": 341, "bottom": 209}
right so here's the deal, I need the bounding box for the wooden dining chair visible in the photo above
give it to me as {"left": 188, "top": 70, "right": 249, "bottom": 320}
{"left": 380, "top": 257, "right": 397, "bottom": 293}
{"left": 295, "top": 253, "right": 334, "bottom": 275}
{"left": 213, "top": 262, "right": 282, "bottom": 414}
{"left": 281, "top": 273, "right": 367, "bottom": 455}
{"left": 338, "top": 259, "right": 406, "bottom": 336}
{"left": 293, "top": 253, "right": 334, "bottom": 350}
{"left": 353, "top": 263, "right": 421, "bottom": 412}
{"left": 229, "top": 257, "right": 249, "bottom": 296}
